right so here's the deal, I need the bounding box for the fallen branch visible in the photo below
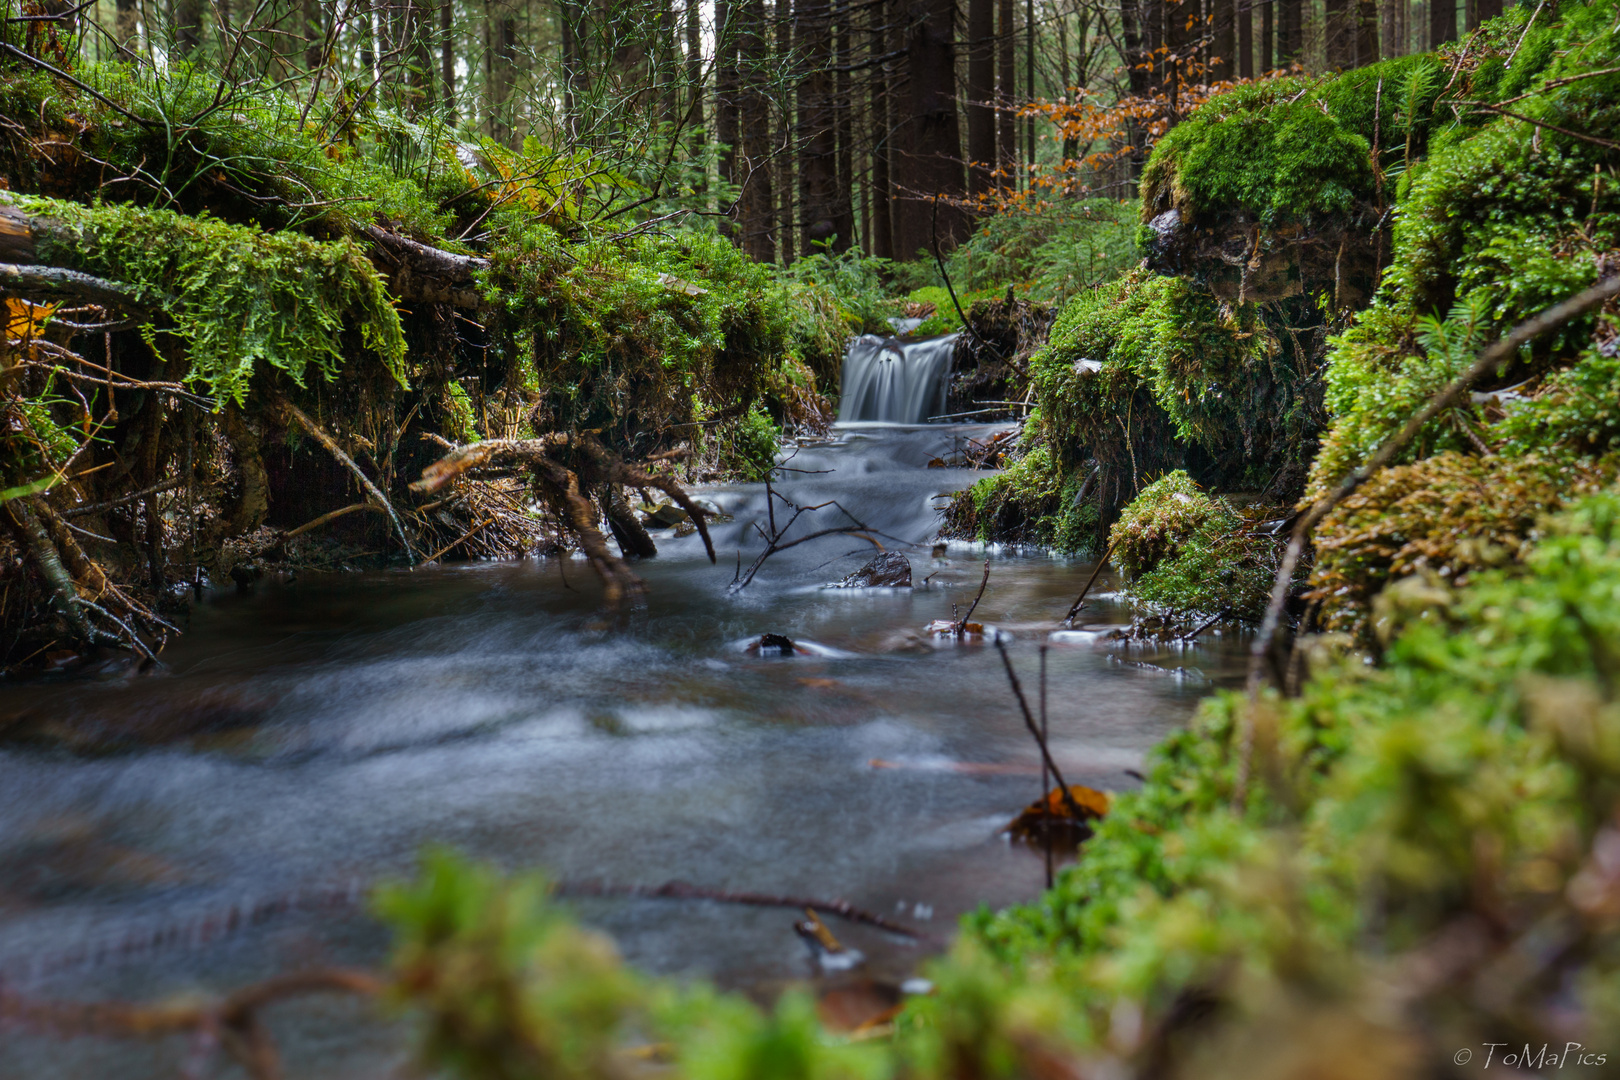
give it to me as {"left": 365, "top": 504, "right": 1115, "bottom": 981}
{"left": 0, "top": 262, "right": 158, "bottom": 315}
{"left": 556, "top": 879, "right": 924, "bottom": 939}
{"left": 993, "top": 635, "right": 1089, "bottom": 823}
{"left": 61, "top": 476, "right": 181, "bottom": 518}
{"left": 1181, "top": 607, "right": 1231, "bottom": 643}
{"left": 730, "top": 480, "right": 888, "bottom": 591}
{"left": 0, "top": 969, "right": 381, "bottom": 1080}
{"left": 361, "top": 224, "right": 490, "bottom": 309}
{"left": 281, "top": 501, "right": 386, "bottom": 539}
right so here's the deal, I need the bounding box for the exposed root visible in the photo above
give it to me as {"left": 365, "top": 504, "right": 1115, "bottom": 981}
{"left": 413, "top": 436, "right": 719, "bottom": 608}
{"left": 275, "top": 396, "right": 417, "bottom": 565}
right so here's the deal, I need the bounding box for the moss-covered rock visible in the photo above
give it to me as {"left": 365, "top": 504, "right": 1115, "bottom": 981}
{"left": 941, "top": 443, "right": 1100, "bottom": 554}
{"left": 1108, "top": 471, "right": 1284, "bottom": 620}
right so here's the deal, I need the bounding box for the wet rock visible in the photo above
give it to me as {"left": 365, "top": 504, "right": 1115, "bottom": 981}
{"left": 838, "top": 551, "right": 912, "bottom": 588}
{"left": 640, "top": 501, "right": 689, "bottom": 527}
{"left": 746, "top": 633, "right": 798, "bottom": 656}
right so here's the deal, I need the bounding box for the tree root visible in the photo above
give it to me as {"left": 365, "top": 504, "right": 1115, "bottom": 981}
{"left": 275, "top": 396, "right": 417, "bottom": 565}
{"left": 413, "top": 435, "right": 717, "bottom": 608}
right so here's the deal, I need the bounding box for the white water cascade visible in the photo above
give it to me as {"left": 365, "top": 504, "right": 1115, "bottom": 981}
{"left": 836, "top": 333, "right": 959, "bottom": 423}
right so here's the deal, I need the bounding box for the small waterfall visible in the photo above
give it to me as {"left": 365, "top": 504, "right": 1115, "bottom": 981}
{"left": 836, "top": 333, "right": 958, "bottom": 423}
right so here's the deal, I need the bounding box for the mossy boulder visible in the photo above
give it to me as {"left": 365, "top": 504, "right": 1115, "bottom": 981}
{"left": 1139, "top": 24, "right": 1539, "bottom": 304}
{"left": 1108, "top": 471, "right": 1283, "bottom": 619}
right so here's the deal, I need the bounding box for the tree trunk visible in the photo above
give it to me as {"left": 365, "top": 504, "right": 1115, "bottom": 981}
{"left": 1278, "top": 0, "right": 1301, "bottom": 67}
{"left": 174, "top": 0, "right": 203, "bottom": 56}
{"left": 1356, "top": 0, "right": 1379, "bottom": 63}
{"left": 441, "top": 0, "right": 457, "bottom": 117}
{"left": 891, "top": 0, "right": 966, "bottom": 258}
{"left": 1429, "top": 0, "right": 1456, "bottom": 46}
{"left": 303, "top": 0, "right": 323, "bottom": 72}
{"left": 685, "top": 0, "right": 703, "bottom": 176}
{"left": 736, "top": 0, "right": 775, "bottom": 262}
{"left": 1261, "top": 0, "right": 1274, "bottom": 71}
{"left": 716, "top": 0, "right": 739, "bottom": 217}
{"left": 1024, "top": 0, "right": 1033, "bottom": 174}
{"left": 115, "top": 0, "right": 140, "bottom": 54}
{"left": 797, "top": 0, "right": 837, "bottom": 253}
{"left": 996, "top": 0, "right": 1015, "bottom": 183}
{"left": 834, "top": 0, "right": 855, "bottom": 251}
{"left": 1166, "top": 0, "right": 1193, "bottom": 106}
{"left": 966, "top": 0, "right": 995, "bottom": 193}
{"left": 869, "top": 0, "right": 894, "bottom": 259}
{"left": 486, "top": 1, "right": 520, "bottom": 146}
{"left": 1238, "top": 0, "right": 1253, "bottom": 77}
{"left": 1474, "top": 0, "right": 1502, "bottom": 27}
{"left": 405, "top": 0, "right": 435, "bottom": 112}
{"left": 1212, "top": 0, "right": 1235, "bottom": 80}
{"left": 1325, "top": 0, "right": 1352, "bottom": 68}
{"left": 1120, "top": 0, "right": 1153, "bottom": 96}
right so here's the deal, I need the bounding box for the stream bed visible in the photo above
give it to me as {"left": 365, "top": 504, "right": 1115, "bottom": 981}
{"left": 0, "top": 423, "right": 1246, "bottom": 1078}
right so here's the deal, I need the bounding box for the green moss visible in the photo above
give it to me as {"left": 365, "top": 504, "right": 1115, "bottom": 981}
{"left": 962, "top": 491, "right": 1620, "bottom": 1052}
{"left": 1140, "top": 7, "right": 1551, "bottom": 230}
{"left": 23, "top": 195, "right": 407, "bottom": 405}
{"left": 942, "top": 445, "right": 1100, "bottom": 554}
{"left": 902, "top": 285, "right": 1003, "bottom": 337}
{"left": 1302, "top": 3, "right": 1620, "bottom": 632}
{"left": 1033, "top": 269, "right": 1315, "bottom": 494}
{"left": 1108, "top": 471, "right": 1283, "bottom": 619}
{"left": 1142, "top": 78, "right": 1377, "bottom": 226}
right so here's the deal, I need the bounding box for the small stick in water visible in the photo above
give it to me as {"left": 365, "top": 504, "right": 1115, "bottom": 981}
{"left": 956, "top": 558, "right": 990, "bottom": 638}
{"left": 1062, "top": 540, "right": 1115, "bottom": 626}
{"left": 1040, "top": 644, "right": 1053, "bottom": 889}
{"left": 994, "top": 635, "right": 1087, "bottom": 823}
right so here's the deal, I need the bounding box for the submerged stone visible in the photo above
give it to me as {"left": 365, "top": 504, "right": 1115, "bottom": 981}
{"left": 838, "top": 552, "right": 912, "bottom": 588}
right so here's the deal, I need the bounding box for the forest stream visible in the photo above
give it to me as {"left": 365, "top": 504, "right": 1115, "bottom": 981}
{"left": 0, "top": 422, "right": 1243, "bottom": 1078}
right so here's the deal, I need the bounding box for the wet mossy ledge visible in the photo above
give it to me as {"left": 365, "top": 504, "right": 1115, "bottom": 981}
{"left": 0, "top": 57, "right": 850, "bottom": 673}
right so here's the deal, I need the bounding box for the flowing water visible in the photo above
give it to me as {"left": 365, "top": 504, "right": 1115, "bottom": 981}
{"left": 837, "top": 334, "right": 958, "bottom": 424}
{"left": 0, "top": 423, "right": 1246, "bottom": 1078}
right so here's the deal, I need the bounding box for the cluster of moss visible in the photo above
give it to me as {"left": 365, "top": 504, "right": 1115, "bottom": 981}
{"left": 1141, "top": 10, "right": 1542, "bottom": 230}
{"left": 943, "top": 442, "right": 1100, "bottom": 555}
{"left": 947, "top": 267, "right": 1321, "bottom": 553}
{"left": 22, "top": 195, "right": 408, "bottom": 405}
{"left": 1303, "top": 0, "right": 1620, "bottom": 634}
{"left": 1107, "top": 471, "right": 1283, "bottom": 621}
{"left": 0, "top": 56, "right": 847, "bottom": 485}
{"left": 954, "top": 490, "right": 1620, "bottom": 1070}
{"left": 483, "top": 224, "right": 828, "bottom": 474}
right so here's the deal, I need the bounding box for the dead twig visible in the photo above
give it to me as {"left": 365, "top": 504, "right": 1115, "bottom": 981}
{"left": 281, "top": 502, "right": 386, "bottom": 540}
{"left": 1062, "top": 540, "right": 1116, "bottom": 625}
{"left": 278, "top": 397, "right": 417, "bottom": 565}
{"left": 956, "top": 558, "right": 990, "bottom": 638}
{"left": 993, "top": 635, "right": 1089, "bottom": 823}
{"left": 556, "top": 880, "right": 923, "bottom": 939}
